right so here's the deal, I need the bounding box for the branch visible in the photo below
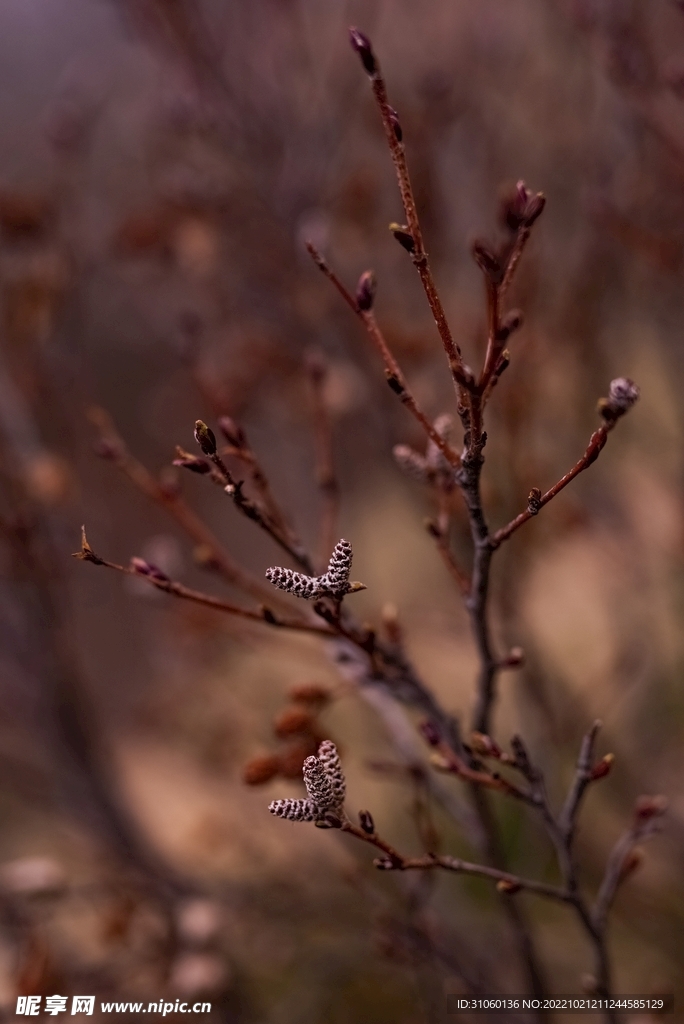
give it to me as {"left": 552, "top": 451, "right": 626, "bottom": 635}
{"left": 73, "top": 527, "right": 332, "bottom": 639}
{"left": 340, "top": 820, "right": 570, "bottom": 904}
{"left": 87, "top": 406, "right": 276, "bottom": 606}
{"left": 348, "top": 28, "right": 468, "bottom": 398}
{"left": 490, "top": 379, "right": 639, "bottom": 550}
{"left": 592, "top": 796, "right": 667, "bottom": 934}
{"left": 192, "top": 420, "right": 315, "bottom": 573}
{"left": 559, "top": 720, "right": 608, "bottom": 847}
{"left": 305, "top": 244, "right": 461, "bottom": 468}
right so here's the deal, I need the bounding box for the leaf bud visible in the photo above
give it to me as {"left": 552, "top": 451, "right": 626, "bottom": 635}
{"left": 349, "top": 27, "right": 377, "bottom": 76}
{"left": 194, "top": 420, "right": 217, "bottom": 456}
{"left": 355, "top": 270, "right": 377, "bottom": 311}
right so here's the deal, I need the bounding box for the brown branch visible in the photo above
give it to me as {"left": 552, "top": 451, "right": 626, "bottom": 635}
{"left": 348, "top": 30, "right": 468, "bottom": 398}
{"left": 430, "top": 737, "right": 534, "bottom": 805}
{"left": 592, "top": 797, "right": 667, "bottom": 934}
{"left": 424, "top": 518, "right": 470, "bottom": 596}
{"left": 340, "top": 821, "right": 569, "bottom": 903}
{"left": 490, "top": 425, "right": 611, "bottom": 549}
{"left": 305, "top": 243, "right": 461, "bottom": 469}
{"left": 559, "top": 720, "right": 604, "bottom": 846}
{"left": 87, "top": 407, "right": 276, "bottom": 606}
{"left": 216, "top": 417, "right": 297, "bottom": 545}
{"left": 305, "top": 353, "right": 340, "bottom": 574}
{"left": 73, "top": 527, "right": 333, "bottom": 638}
{"left": 193, "top": 420, "right": 315, "bottom": 574}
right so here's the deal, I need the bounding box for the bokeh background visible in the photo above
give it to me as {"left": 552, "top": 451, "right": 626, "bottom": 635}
{"left": 0, "top": 0, "right": 682, "bottom": 1020}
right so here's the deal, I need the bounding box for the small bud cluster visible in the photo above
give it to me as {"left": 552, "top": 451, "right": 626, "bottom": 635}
{"left": 501, "top": 181, "right": 546, "bottom": 232}
{"left": 393, "top": 415, "right": 454, "bottom": 487}
{"left": 598, "top": 378, "right": 640, "bottom": 423}
{"left": 268, "top": 740, "right": 347, "bottom": 825}
{"left": 266, "top": 539, "right": 364, "bottom": 600}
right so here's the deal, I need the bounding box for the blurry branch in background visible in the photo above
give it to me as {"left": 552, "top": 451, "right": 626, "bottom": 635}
{"left": 305, "top": 351, "right": 340, "bottom": 575}
{"left": 0, "top": 350, "right": 195, "bottom": 907}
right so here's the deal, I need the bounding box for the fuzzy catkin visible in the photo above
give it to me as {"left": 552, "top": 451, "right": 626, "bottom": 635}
{"left": 323, "top": 539, "right": 353, "bottom": 598}
{"left": 268, "top": 798, "right": 317, "bottom": 822}
{"left": 303, "top": 755, "right": 335, "bottom": 809}
{"left": 266, "top": 539, "right": 355, "bottom": 600}
{"left": 265, "top": 565, "right": 324, "bottom": 600}
{"left": 317, "top": 740, "right": 346, "bottom": 808}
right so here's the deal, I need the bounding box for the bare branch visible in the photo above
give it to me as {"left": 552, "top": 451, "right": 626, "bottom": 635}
{"left": 73, "top": 527, "right": 333, "bottom": 638}
{"left": 305, "top": 243, "right": 461, "bottom": 469}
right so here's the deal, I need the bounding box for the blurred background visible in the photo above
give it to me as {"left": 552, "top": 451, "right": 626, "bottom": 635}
{"left": 0, "top": 0, "right": 682, "bottom": 1019}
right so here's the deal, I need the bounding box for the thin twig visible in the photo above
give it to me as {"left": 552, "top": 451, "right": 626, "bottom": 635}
{"left": 87, "top": 407, "right": 276, "bottom": 605}
{"left": 592, "top": 799, "right": 667, "bottom": 934}
{"left": 559, "top": 720, "right": 603, "bottom": 846}
{"left": 490, "top": 425, "right": 612, "bottom": 549}
{"left": 305, "top": 243, "right": 461, "bottom": 469}
{"left": 349, "top": 32, "right": 469, "bottom": 398}
{"left": 73, "top": 527, "right": 333, "bottom": 638}
{"left": 340, "top": 821, "right": 569, "bottom": 903}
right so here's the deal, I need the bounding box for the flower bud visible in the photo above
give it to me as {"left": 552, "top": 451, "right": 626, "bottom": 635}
{"left": 470, "top": 732, "right": 502, "bottom": 758}
{"left": 527, "top": 487, "right": 542, "bottom": 515}
{"left": 349, "top": 27, "right": 377, "bottom": 75}
{"left": 217, "top": 416, "right": 246, "bottom": 448}
{"left": 471, "top": 240, "right": 504, "bottom": 284}
{"left": 356, "top": 270, "right": 377, "bottom": 311}
{"left": 194, "top": 420, "right": 217, "bottom": 456}
{"left": 609, "top": 377, "right": 640, "bottom": 413}
{"left": 589, "top": 753, "right": 614, "bottom": 781}
{"left": 598, "top": 378, "right": 640, "bottom": 422}
{"left": 497, "top": 309, "right": 523, "bottom": 341}
{"left": 173, "top": 447, "right": 211, "bottom": 474}
{"left": 419, "top": 720, "right": 441, "bottom": 747}
{"left": 618, "top": 847, "right": 644, "bottom": 882}
{"left": 130, "top": 557, "right": 170, "bottom": 583}
{"left": 496, "top": 879, "right": 521, "bottom": 894}
{"left": 387, "top": 106, "right": 402, "bottom": 142}
{"left": 389, "top": 223, "right": 415, "bottom": 253}
{"left": 634, "top": 794, "right": 668, "bottom": 821}
{"left": 359, "top": 810, "right": 375, "bottom": 834}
